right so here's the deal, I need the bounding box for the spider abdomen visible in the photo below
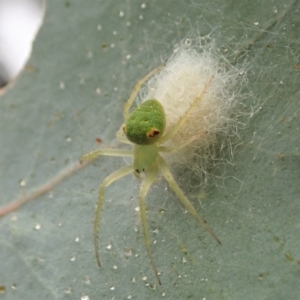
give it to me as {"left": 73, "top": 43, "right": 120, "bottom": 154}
{"left": 123, "top": 99, "right": 166, "bottom": 145}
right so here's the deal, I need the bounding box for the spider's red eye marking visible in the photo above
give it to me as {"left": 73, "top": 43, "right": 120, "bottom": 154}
{"left": 147, "top": 129, "right": 160, "bottom": 138}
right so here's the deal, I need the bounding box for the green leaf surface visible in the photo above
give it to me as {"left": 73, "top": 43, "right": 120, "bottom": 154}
{"left": 1, "top": 0, "right": 299, "bottom": 299}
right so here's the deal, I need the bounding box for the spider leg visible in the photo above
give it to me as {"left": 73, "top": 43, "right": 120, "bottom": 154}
{"left": 158, "top": 155, "right": 221, "bottom": 245}
{"left": 80, "top": 148, "right": 133, "bottom": 162}
{"left": 159, "top": 75, "right": 214, "bottom": 144}
{"left": 158, "top": 131, "right": 207, "bottom": 154}
{"left": 94, "top": 165, "right": 134, "bottom": 267}
{"left": 139, "top": 163, "right": 162, "bottom": 285}
{"left": 123, "top": 64, "right": 165, "bottom": 120}
{"left": 116, "top": 126, "right": 133, "bottom": 145}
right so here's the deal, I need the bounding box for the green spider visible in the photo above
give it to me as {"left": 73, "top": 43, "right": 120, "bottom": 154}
{"left": 81, "top": 65, "right": 220, "bottom": 285}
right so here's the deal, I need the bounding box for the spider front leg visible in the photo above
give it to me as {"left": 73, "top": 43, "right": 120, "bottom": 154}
{"left": 158, "top": 155, "right": 221, "bottom": 245}
{"left": 159, "top": 75, "right": 214, "bottom": 144}
{"left": 94, "top": 165, "right": 134, "bottom": 267}
{"left": 80, "top": 148, "right": 134, "bottom": 266}
{"left": 123, "top": 64, "right": 165, "bottom": 119}
{"left": 158, "top": 131, "right": 208, "bottom": 154}
{"left": 80, "top": 148, "right": 133, "bottom": 162}
{"left": 139, "top": 162, "right": 162, "bottom": 285}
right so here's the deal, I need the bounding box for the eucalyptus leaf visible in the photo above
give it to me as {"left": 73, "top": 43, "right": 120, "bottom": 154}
{"left": 1, "top": 0, "right": 299, "bottom": 299}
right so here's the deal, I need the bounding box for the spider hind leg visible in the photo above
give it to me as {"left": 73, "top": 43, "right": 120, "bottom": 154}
{"left": 158, "top": 155, "right": 221, "bottom": 244}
